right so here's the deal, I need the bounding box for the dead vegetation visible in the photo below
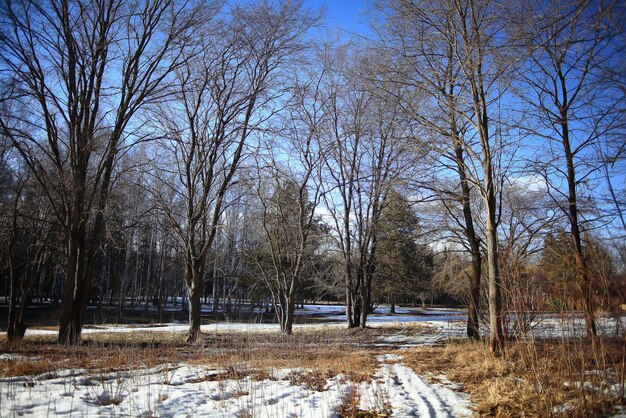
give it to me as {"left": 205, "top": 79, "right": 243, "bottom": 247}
{"left": 0, "top": 327, "right": 388, "bottom": 380}
{"left": 336, "top": 384, "right": 391, "bottom": 418}
{"left": 0, "top": 336, "right": 179, "bottom": 377}
{"left": 404, "top": 337, "right": 625, "bottom": 417}
{"left": 1, "top": 324, "right": 624, "bottom": 417}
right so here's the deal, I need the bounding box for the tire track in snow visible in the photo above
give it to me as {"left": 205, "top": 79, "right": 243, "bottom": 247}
{"left": 363, "top": 355, "right": 472, "bottom": 418}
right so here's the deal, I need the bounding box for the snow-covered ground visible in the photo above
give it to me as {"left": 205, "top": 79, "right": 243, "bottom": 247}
{"left": 2, "top": 305, "right": 624, "bottom": 417}
{"left": 21, "top": 304, "right": 623, "bottom": 341}
{"left": 0, "top": 354, "right": 472, "bottom": 417}
{"left": 22, "top": 305, "right": 468, "bottom": 338}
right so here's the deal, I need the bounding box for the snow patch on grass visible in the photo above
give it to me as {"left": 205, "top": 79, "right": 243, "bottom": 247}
{"left": 0, "top": 357, "right": 473, "bottom": 417}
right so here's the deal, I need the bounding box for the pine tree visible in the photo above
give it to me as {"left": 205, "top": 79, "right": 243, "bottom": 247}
{"left": 375, "top": 190, "right": 433, "bottom": 312}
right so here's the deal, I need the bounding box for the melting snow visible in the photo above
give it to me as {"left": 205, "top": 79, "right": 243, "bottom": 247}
{"left": 0, "top": 358, "right": 473, "bottom": 417}
{"left": 3, "top": 305, "right": 623, "bottom": 417}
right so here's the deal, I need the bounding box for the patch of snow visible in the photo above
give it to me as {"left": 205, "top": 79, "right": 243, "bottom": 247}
{"left": 0, "top": 359, "right": 473, "bottom": 417}
{"left": 23, "top": 321, "right": 347, "bottom": 337}
{"left": 376, "top": 353, "right": 403, "bottom": 363}
{"left": 0, "top": 365, "right": 350, "bottom": 417}
{"left": 435, "top": 374, "right": 464, "bottom": 391}
{"left": 0, "top": 353, "right": 32, "bottom": 362}
{"left": 527, "top": 314, "right": 625, "bottom": 339}
{"left": 22, "top": 308, "right": 470, "bottom": 338}
{"left": 552, "top": 401, "right": 576, "bottom": 414}
{"left": 359, "top": 362, "right": 472, "bottom": 417}
{"left": 23, "top": 308, "right": 623, "bottom": 345}
{"left": 294, "top": 304, "right": 346, "bottom": 314}
{"left": 377, "top": 332, "right": 446, "bottom": 348}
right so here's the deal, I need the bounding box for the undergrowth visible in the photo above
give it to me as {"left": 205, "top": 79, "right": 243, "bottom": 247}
{"left": 404, "top": 336, "right": 625, "bottom": 417}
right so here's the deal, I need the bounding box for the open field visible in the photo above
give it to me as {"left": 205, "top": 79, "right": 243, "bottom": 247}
{"left": 2, "top": 0, "right": 624, "bottom": 415}
{"left": 1, "top": 306, "right": 624, "bottom": 417}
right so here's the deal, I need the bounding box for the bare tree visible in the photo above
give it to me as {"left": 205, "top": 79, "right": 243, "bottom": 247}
{"left": 6, "top": 174, "right": 53, "bottom": 343}
{"left": 512, "top": 0, "right": 625, "bottom": 337}
{"left": 449, "top": 0, "right": 513, "bottom": 355}
{"left": 373, "top": 0, "right": 513, "bottom": 354}
{"left": 372, "top": 0, "right": 485, "bottom": 340}
{"left": 320, "top": 45, "right": 414, "bottom": 328}
{"left": 210, "top": 190, "right": 251, "bottom": 316}
{"left": 498, "top": 180, "right": 558, "bottom": 338}
{"left": 252, "top": 175, "right": 322, "bottom": 334}
{"left": 249, "top": 64, "right": 328, "bottom": 334}
{"left": 0, "top": 0, "right": 203, "bottom": 344}
{"left": 149, "top": 0, "right": 319, "bottom": 342}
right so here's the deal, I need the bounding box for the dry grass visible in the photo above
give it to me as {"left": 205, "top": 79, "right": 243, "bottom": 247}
{"left": 336, "top": 384, "right": 391, "bottom": 418}
{"left": 0, "top": 327, "right": 389, "bottom": 381}
{"left": 4, "top": 323, "right": 622, "bottom": 417}
{"left": 403, "top": 337, "right": 625, "bottom": 417}
{"left": 0, "top": 336, "right": 179, "bottom": 377}
{"left": 336, "top": 385, "right": 361, "bottom": 417}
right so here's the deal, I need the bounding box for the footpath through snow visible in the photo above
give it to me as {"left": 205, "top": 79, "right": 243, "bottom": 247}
{"left": 0, "top": 353, "right": 472, "bottom": 417}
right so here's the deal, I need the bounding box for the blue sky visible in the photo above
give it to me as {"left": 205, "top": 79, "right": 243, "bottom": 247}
{"left": 306, "top": 0, "right": 371, "bottom": 35}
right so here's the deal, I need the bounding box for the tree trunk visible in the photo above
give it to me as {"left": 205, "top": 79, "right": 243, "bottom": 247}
{"left": 352, "top": 293, "right": 361, "bottom": 328}
{"left": 285, "top": 295, "right": 295, "bottom": 335}
{"left": 187, "top": 265, "right": 203, "bottom": 343}
{"left": 13, "top": 287, "right": 31, "bottom": 343}
{"left": 345, "top": 260, "right": 355, "bottom": 328}
{"left": 7, "top": 271, "right": 22, "bottom": 344}
{"left": 212, "top": 273, "right": 220, "bottom": 313}
{"left": 486, "top": 215, "right": 505, "bottom": 355}
{"left": 58, "top": 231, "right": 84, "bottom": 345}
{"left": 360, "top": 248, "right": 376, "bottom": 329}
{"left": 58, "top": 199, "right": 105, "bottom": 345}
{"left": 481, "top": 120, "right": 505, "bottom": 355}
{"left": 561, "top": 111, "right": 597, "bottom": 338}
{"left": 277, "top": 287, "right": 296, "bottom": 335}
{"left": 453, "top": 136, "right": 482, "bottom": 341}
{"left": 467, "top": 252, "right": 482, "bottom": 340}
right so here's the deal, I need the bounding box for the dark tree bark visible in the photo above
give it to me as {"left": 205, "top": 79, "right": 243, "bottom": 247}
{"left": 0, "top": 0, "right": 201, "bottom": 344}
{"left": 454, "top": 137, "right": 483, "bottom": 341}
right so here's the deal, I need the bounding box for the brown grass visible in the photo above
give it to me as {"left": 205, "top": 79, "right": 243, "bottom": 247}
{"left": 0, "top": 329, "right": 188, "bottom": 373}
{"left": 403, "top": 337, "right": 625, "bottom": 417}
{"left": 336, "top": 384, "right": 391, "bottom": 418}
{"left": 336, "top": 385, "right": 361, "bottom": 418}
{"left": 3, "top": 324, "right": 622, "bottom": 417}
{"left": 0, "top": 327, "right": 390, "bottom": 380}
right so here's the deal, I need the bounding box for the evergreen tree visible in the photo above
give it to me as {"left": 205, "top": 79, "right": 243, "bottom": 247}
{"left": 374, "top": 190, "right": 433, "bottom": 312}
